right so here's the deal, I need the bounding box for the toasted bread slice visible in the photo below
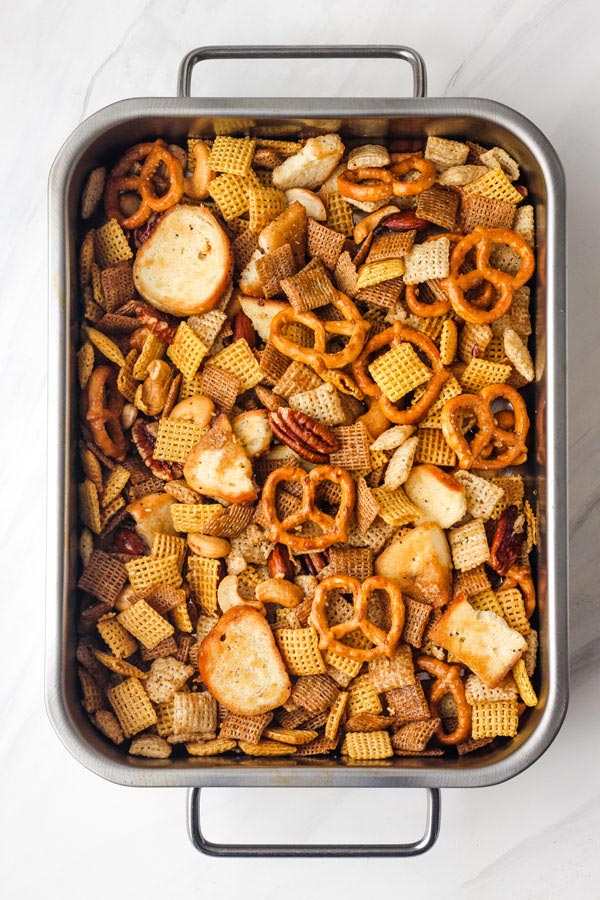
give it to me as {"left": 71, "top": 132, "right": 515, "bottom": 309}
{"left": 199, "top": 606, "right": 292, "bottom": 715}
{"left": 258, "top": 201, "right": 307, "bottom": 267}
{"left": 238, "top": 249, "right": 265, "bottom": 297}
{"left": 272, "top": 135, "right": 345, "bottom": 191}
{"left": 133, "top": 205, "right": 232, "bottom": 316}
{"left": 232, "top": 410, "right": 272, "bottom": 458}
{"left": 429, "top": 596, "right": 527, "bottom": 687}
{"left": 183, "top": 414, "right": 257, "bottom": 504}
{"left": 404, "top": 465, "right": 467, "bottom": 529}
{"left": 126, "top": 493, "right": 176, "bottom": 548}
{"left": 374, "top": 522, "right": 452, "bottom": 608}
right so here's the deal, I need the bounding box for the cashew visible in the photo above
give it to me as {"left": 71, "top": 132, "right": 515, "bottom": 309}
{"left": 170, "top": 394, "right": 215, "bottom": 429}
{"left": 140, "top": 359, "right": 173, "bottom": 416}
{"left": 114, "top": 585, "right": 136, "bottom": 612}
{"left": 284, "top": 188, "right": 327, "bottom": 221}
{"left": 120, "top": 403, "right": 138, "bottom": 430}
{"left": 217, "top": 574, "right": 265, "bottom": 615}
{"left": 187, "top": 533, "right": 231, "bottom": 558}
{"left": 255, "top": 578, "right": 303, "bottom": 609}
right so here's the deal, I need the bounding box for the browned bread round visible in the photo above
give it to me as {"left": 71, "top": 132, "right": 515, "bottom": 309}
{"left": 132, "top": 205, "right": 232, "bottom": 317}
{"left": 198, "top": 606, "right": 291, "bottom": 716}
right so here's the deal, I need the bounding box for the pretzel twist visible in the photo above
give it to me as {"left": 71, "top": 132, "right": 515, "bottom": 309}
{"left": 337, "top": 167, "right": 394, "bottom": 203}
{"left": 104, "top": 140, "right": 184, "bottom": 229}
{"left": 311, "top": 575, "right": 405, "bottom": 662}
{"left": 270, "top": 290, "right": 369, "bottom": 374}
{"left": 352, "top": 322, "right": 449, "bottom": 425}
{"left": 503, "top": 565, "right": 536, "bottom": 618}
{"left": 82, "top": 365, "right": 126, "bottom": 461}
{"left": 389, "top": 153, "right": 436, "bottom": 196}
{"left": 441, "top": 226, "right": 535, "bottom": 324}
{"left": 260, "top": 465, "right": 355, "bottom": 552}
{"left": 416, "top": 656, "right": 472, "bottom": 745}
{"left": 441, "top": 383, "right": 530, "bottom": 470}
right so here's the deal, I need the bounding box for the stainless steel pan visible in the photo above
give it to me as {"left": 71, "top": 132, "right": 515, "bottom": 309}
{"left": 46, "top": 45, "right": 568, "bottom": 857}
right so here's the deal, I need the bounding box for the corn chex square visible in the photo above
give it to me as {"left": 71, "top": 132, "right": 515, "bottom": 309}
{"left": 132, "top": 333, "right": 167, "bottom": 380}
{"left": 368, "top": 343, "right": 432, "bottom": 403}
{"left": 167, "top": 322, "right": 208, "bottom": 380}
{"left": 496, "top": 588, "right": 530, "bottom": 635}
{"left": 151, "top": 533, "right": 187, "bottom": 568}
{"left": 345, "top": 730, "right": 393, "bottom": 760}
{"left": 448, "top": 518, "right": 490, "bottom": 571}
{"left": 97, "top": 614, "right": 138, "bottom": 659}
{"left": 415, "top": 428, "right": 457, "bottom": 466}
{"left": 107, "top": 677, "right": 157, "bottom": 738}
{"left": 118, "top": 600, "right": 175, "bottom": 649}
{"left": 209, "top": 173, "right": 251, "bottom": 220}
{"left": 208, "top": 135, "right": 256, "bottom": 175}
{"left": 187, "top": 556, "right": 221, "bottom": 615}
{"left": 275, "top": 626, "right": 327, "bottom": 676}
{"left": 248, "top": 185, "right": 287, "bottom": 232}
{"left": 371, "top": 486, "right": 423, "bottom": 526}
{"left": 469, "top": 589, "right": 504, "bottom": 617}
{"left": 460, "top": 358, "right": 512, "bottom": 393}
{"left": 326, "top": 192, "right": 354, "bottom": 236}
{"left": 124, "top": 554, "right": 183, "bottom": 591}
{"left": 173, "top": 691, "right": 217, "bottom": 734}
{"left": 462, "top": 167, "right": 523, "bottom": 204}
{"left": 94, "top": 219, "right": 133, "bottom": 268}
{"left": 356, "top": 258, "right": 405, "bottom": 290}
{"left": 154, "top": 417, "right": 205, "bottom": 463}
{"left": 403, "top": 237, "right": 451, "bottom": 285}
{"left": 210, "top": 338, "right": 262, "bottom": 391}
{"left": 471, "top": 699, "right": 519, "bottom": 739}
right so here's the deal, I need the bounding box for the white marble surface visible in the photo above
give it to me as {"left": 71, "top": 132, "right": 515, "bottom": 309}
{"left": 2, "top": 0, "right": 600, "bottom": 895}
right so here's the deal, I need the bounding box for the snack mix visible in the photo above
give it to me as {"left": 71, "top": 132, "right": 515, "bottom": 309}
{"left": 75, "top": 127, "right": 539, "bottom": 761}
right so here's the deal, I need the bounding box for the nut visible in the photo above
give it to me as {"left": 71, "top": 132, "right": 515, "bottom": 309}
{"left": 489, "top": 505, "right": 525, "bottom": 575}
{"left": 187, "top": 534, "right": 231, "bottom": 558}
{"left": 134, "top": 302, "right": 178, "bottom": 344}
{"left": 217, "top": 574, "right": 265, "bottom": 615}
{"left": 255, "top": 577, "right": 303, "bottom": 609}
{"left": 140, "top": 360, "right": 173, "bottom": 416}
{"left": 232, "top": 309, "right": 258, "bottom": 348}
{"left": 113, "top": 527, "right": 146, "bottom": 556}
{"left": 114, "top": 584, "right": 137, "bottom": 611}
{"left": 170, "top": 394, "right": 215, "bottom": 429}
{"left": 131, "top": 419, "right": 178, "bottom": 480}
{"left": 120, "top": 403, "right": 138, "bottom": 430}
{"left": 268, "top": 408, "right": 339, "bottom": 464}
{"left": 301, "top": 552, "right": 328, "bottom": 576}
{"left": 268, "top": 544, "right": 295, "bottom": 580}
{"left": 381, "top": 210, "right": 430, "bottom": 233}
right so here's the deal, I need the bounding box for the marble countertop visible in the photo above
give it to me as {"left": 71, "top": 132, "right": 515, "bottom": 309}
{"left": 2, "top": 0, "right": 600, "bottom": 895}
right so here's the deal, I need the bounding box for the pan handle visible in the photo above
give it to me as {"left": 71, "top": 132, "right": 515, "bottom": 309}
{"left": 186, "top": 786, "right": 440, "bottom": 858}
{"left": 177, "top": 45, "right": 427, "bottom": 99}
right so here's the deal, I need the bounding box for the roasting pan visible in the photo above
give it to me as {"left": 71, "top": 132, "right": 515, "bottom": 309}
{"left": 46, "top": 45, "right": 568, "bottom": 857}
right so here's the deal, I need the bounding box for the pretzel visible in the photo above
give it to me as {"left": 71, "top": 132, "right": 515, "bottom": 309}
{"left": 337, "top": 167, "right": 394, "bottom": 203}
{"left": 270, "top": 290, "right": 370, "bottom": 374}
{"left": 352, "top": 322, "right": 449, "bottom": 424}
{"left": 82, "top": 365, "right": 126, "bottom": 461}
{"left": 441, "top": 227, "right": 535, "bottom": 324}
{"left": 405, "top": 283, "right": 451, "bottom": 318}
{"left": 389, "top": 153, "right": 436, "bottom": 196}
{"left": 503, "top": 565, "right": 536, "bottom": 618}
{"left": 417, "top": 655, "right": 472, "bottom": 745}
{"left": 441, "top": 383, "right": 530, "bottom": 470}
{"left": 104, "top": 140, "right": 184, "bottom": 229}
{"left": 260, "top": 465, "right": 355, "bottom": 552}
{"left": 311, "top": 575, "right": 404, "bottom": 662}
{"left": 184, "top": 141, "right": 215, "bottom": 200}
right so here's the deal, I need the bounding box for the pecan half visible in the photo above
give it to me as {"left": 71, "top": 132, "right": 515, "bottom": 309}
{"left": 113, "top": 527, "right": 146, "bottom": 556}
{"left": 489, "top": 505, "right": 525, "bottom": 575}
{"left": 134, "top": 302, "right": 178, "bottom": 344}
{"left": 268, "top": 408, "right": 339, "bottom": 464}
{"left": 233, "top": 309, "right": 258, "bottom": 348}
{"left": 380, "top": 210, "right": 429, "bottom": 233}
{"left": 131, "top": 419, "right": 179, "bottom": 480}
{"left": 268, "top": 543, "right": 295, "bottom": 580}
{"left": 301, "top": 551, "right": 329, "bottom": 576}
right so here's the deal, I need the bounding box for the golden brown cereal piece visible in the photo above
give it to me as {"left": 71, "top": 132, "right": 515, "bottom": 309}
{"left": 402, "top": 598, "right": 432, "bottom": 649}
{"left": 238, "top": 740, "right": 297, "bottom": 756}
{"left": 386, "top": 682, "right": 431, "bottom": 723}
{"left": 132, "top": 333, "right": 167, "bottom": 381}
{"left": 93, "top": 710, "right": 125, "bottom": 745}
{"left": 78, "top": 342, "right": 95, "bottom": 390}
{"left": 101, "top": 466, "right": 130, "bottom": 508}
{"left": 448, "top": 518, "right": 490, "bottom": 572}
{"left": 348, "top": 677, "right": 382, "bottom": 718}
{"left": 459, "top": 192, "right": 515, "bottom": 232}
{"left": 144, "top": 657, "right": 194, "bottom": 704}
{"left": 391, "top": 718, "right": 440, "bottom": 752}
{"left": 185, "top": 738, "right": 237, "bottom": 756}
{"left": 107, "top": 677, "right": 157, "bottom": 738}
{"left": 94, "top": 219, "right": 133, "bottom": 268}
{"left": 460, "top": 358, "right": 512, "bottom": 392}
{"left": 324, "top": 691, "right": 348, "bottom": 740}
{"left": 276, "top": 626, "right": 327, "bottom": 676}
{"left": 281, "top": 258, "right": 338, "bottom": 311}
{"left": 80, "top": 230, "right": 95, "bottom": 288}
{"left": 220, "top": 711, "right": 273, "bottom": 743}
{"left": 307, "top": 218, "right": 346, "bottom": 269}
{"left": 290, "top": 674, "right": 339, "bottom": 713}
{"left": 167, "top": 322, "right": 208, "bottom": 380}
{"left": 97, "top": 613, "right": 138, "bottom": 659}
{"left": 462, "top": 167, "right": 523, "bottom": 204}
{"left": 329, "top": 424, "right": 372, "bottom": 471}
{"left": 78, "top": 668, "right": 105, "bottom": 714}
{"left": 326, "top": 192, "right": 354, "bottom": 236}
{"left": 124, "top": 554, "right": 182, "bottom": 591}
{"left": 367, "top": 645, "right": 415, "bottom": 693}
{"left": 255, "top": 243, "right": 297, "bottom": 297}
{"left": 345, "top": 730, "right": 393, "bottom": 760}
{"left": 248, "top": 185, "right": 287, "bottom": 232}
{"left": 153, "top": 418, "right": 205, "bottom": 463}
{"left": 173, "top": 691, "right": 217, "bottom": 734}
{"left": 403, "top": 237, "right": 450, "bottom": 284}
{"left": 454, "top": 564, "right": 491, "bottom": 598}
{"left": 81, "top": 167, "right": 106, "bottom": 219}
{"left": 129, "top": 735, "right": 172, "bottom": 758}
{"left": 512, "top": 658, "right": 538, "bottom": 707}
{"left": 209, "top": 173, "right": 252, "bottom": 220}
{"left": 496, "top": 588, "right": 530, "bottom": 636}
{"left": 210, "top": 338, "right": 262, "bottom": 392}
{"left": 208, "top": 136, "right": 257, "bottom": 176}
{"left": 187, "top": 556, "right": 221, "bottom": 615}
{"left": 93, "top": 651, "right": 147, "bottom": 680}
{"left": 100, "top": 260, "right": 135, "bottom": 312}
{"left": 368, "top": 343, "right": 432, "bottom": 404}
{"left": 118, "top": 599, "right": 175, "bottom": 649}
{"left": 263, "top": 727, "right": 319, "bottom": 745}
{"left": 328, "top": 546, "right": 373, "bottom": 581}
{"left": 471, "top": 699, "right": 519, "bottom": 739}
{"left": 357, "top": 259, "right": 405, "bottom": 290}
{"left": 274, "top": 360, "right": 322, "bottom": 399}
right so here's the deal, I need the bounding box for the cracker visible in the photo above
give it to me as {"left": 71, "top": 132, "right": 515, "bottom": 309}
{"left": 416, "top": 185, "right": 459, "bottom": 230}
{"left": 173, "top": 691, "right": 217, "bottom": 734}
{"left": 78, "top": 668, "right": 105, "bottom": 714}
{"left": 255, "top": 243, "right": 297, "bottom": 297}
{"left": 101, "top": 466, "right": 130, "bottom": 507}
{"left": 462, "top": 167, "right": 523, "bottom": 204}
{"left": 326, "top": 191, "right": 354, "bottom": 236}
{"left": 371, "top": 485, "right": 422, "bottom": 527}
{"left": 209, "top": 173, "right": 252, "bottom": 220}
{"left": 92, "top": 710, "right": 124, "bottom": 745}
{"left": 454, "top": 564, "right": 491, "bottom": 598}
{"left": 99, "top": 260, "right": 135, "bottom": 312}
{"left": 208, "top": 135, "right": 256, "bottom": 175}
{"left": 448, "top": 518, "right": 490, "bottom": 571}
{"left": 107, "top": 677, "right": 157, "bottom": 738}
{"left": 459, "top": 192, "right": 515, "bottom": 232}
{"left": 307, "top": 218, "right": 346, "bottom": 270}
{"left": 288, "top": 381, "right": 346, "bottom": 426}
{"left": 386, "top": 682, "right": 430, "bottom": 723}
{"left": 274, "top": 360, "right": 322, "bottom": 399}
{"left": 281, "top": 258, "right": 337, "bottom": 311}
{"left": 415, "top": 428, "right": 457, "bottom": 466}
{"left": 392, "top": 718, "right": 440, "bottom": 752}
{"left": 425, "top": 136, "right": 469, "bottom": 170}
{"left": 79, "top": 480, "right": 102, "bottom": 534}
{"left": 453, "top": 470, "right": 505, "bottom": 520}
{"left": 187, "top": 556, "right": 221, "bottom": 615}
{"left": 85, "top": 327, "right": 125, "bottom": 368}
{"left": 210, "top": 338, "right": 262, "bottom": 391}
{"left": 276, "top": 626, "right": 326, "bottom": 675}
{"left": 185, "top": 737, "right": 236, "bottom": 756}
{"left": 345, "top": 730, "right": 393, "bottom": 760}
{"left": 132, "top": 333, "right": 167, "bottom": 381}
{"left": 118, "top": 599, "right": 175, "bottom": 649}
{"left": 357, "top": 259, "right": 405, "bottom": 290}
{"left": 220, "top": 711, "right": 273, "bottom": 743}
{"left": 248, "top": 185, "right": 287, "bottom": 232}
{"left": 153, "top": 417, "right": 205, "bottom": 464}
{"left": 403, "top": 237, "right": 451, "bottom": 285}
{"left": 460, "top": 357, "right": 512, "bottom": 392}
{"left": 471, "top": 699, "right": 519, "bottom": 739}
{"left": 496, "top": 588, "right": 530, "bottom": 636}
{"left": 238, "top": 740, "right": 297, "bottom": 756}
{"left": 78, "top": 550, "right": 128, "bottom": 605}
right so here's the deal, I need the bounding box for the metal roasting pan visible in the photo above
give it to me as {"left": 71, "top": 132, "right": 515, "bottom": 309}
{"left": 46, "top": 46, "right": 568, "bottom": 857}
